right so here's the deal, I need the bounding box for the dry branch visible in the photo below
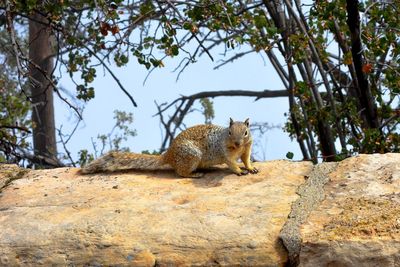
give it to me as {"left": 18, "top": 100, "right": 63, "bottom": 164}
{"left": 154, "top": 89, "right": 289, "bottom": 151}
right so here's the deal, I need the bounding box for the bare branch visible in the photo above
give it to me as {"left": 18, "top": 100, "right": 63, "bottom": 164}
{"left": 153, "top": 88, "right": 289, "bottom": 151}
{"left": 27, "top": 54, "right": 84, "bottom": 120}
{"left": 57, "top": 126, "right": 77, "bottom": 167}
{"left": 214, "top": 49, "right": 255, "bottom": 70}
{"left": 154, "top": 89, "right": 288, "bottom": 116}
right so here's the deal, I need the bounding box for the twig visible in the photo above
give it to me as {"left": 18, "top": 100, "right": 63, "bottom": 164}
{"left": 26, "top": 55, "right": 84, "bottom": 120}
{"left": 379, "top": 111, "right": 400, "bottom": 130}
{"left": 0, "top": 125, "right": 31, "bottom": 133}
{"left": 5, "top": 0, "right": 28, "bottom": 91}
{"left": 80, "top": 42, "right": 138, "bottom": 107}
{"left": 57, "top": 126, "right": 76, "bottom": 167}
{"left": 214, "top": 50, "right": 255, "bottom": 70}
{"left": 164, "top": 0, "right": 214, "bottom": 61}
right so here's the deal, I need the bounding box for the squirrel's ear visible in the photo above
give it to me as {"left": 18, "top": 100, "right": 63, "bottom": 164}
{"left": 244, "top": 118, "right": 250, "bottom": 127}
{"left": 229, "top": 117, "right": 234, "bottom": 127}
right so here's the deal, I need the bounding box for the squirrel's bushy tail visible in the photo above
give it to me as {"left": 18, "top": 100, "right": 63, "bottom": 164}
{"left": 80, "top": 151, "right": 170, "bottom": 174}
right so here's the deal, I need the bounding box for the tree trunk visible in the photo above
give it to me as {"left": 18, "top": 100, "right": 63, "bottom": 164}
{"left": 29, "top": 11, "right": 58, "bottom": 167}
{"left": 346, "top": 0, "right": 380, "bottom": 129}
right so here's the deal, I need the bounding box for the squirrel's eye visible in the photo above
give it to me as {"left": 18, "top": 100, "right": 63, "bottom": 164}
{"left": 229, "top": 131, "right": 232, "bottom": 136}
{"left": 244, "top": 131, "right": 248, "bottom": 136}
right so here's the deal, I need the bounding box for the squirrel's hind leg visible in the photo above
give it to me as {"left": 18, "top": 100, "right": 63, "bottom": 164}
{"left": 171, "top": 141, "right": 203, "bottom": 178}
{"left": 175, "top": 155, "right": 204, "bottom": 178}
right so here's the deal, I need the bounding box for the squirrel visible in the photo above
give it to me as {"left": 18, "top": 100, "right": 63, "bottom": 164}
{"left": 81, "top": 118, "right": 259, "bottom": 178}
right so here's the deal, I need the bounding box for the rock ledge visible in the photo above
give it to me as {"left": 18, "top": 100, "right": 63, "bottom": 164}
{"left": 0, "top": 153, "right": 399, "bottom": 266}
{"left": 0, "top": 160, "right": 310, "bottom": 266}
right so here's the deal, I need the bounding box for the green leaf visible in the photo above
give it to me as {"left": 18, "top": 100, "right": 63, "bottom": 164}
{"left": 120, "top": 54, "right": 129, "bottom": 64}
{"left": 183, "top": 22, "right": 192, "bottom": 30}
{"left": 286, "top": 152, "right": 294, "bottom": 159}
{"left": 171, "top": 45, "right": 179, "bottom": 56}
{"left": 140, "top": 1, "right": 155, "bottom": 15}
{"left": 254, "top": 15, "right": 267, "bottom": 29}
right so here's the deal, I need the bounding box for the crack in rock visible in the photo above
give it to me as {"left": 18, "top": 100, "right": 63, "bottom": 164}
{"left": 279, "top": 162, "right": 338, "bottom": 266}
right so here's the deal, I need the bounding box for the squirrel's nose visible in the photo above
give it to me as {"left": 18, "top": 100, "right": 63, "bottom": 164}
{"left": 235, "top": 141, "right": 240, "bottom": 147}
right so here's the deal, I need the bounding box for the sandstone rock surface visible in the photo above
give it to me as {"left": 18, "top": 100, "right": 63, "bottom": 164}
{"left": 1, "top": 153, "right": 400, "bottom": 266}
{"left": 299, "top": 154, "right": 400, "bottom": 266}
{"left": 0, "top": 160, "right": 311, "bottom": 266}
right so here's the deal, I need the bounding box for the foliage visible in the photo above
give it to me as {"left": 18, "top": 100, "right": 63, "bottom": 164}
{"left": 163, "top": 0, "right": 399, "bottom": 161}
{"left": 199, "top": 98, "right": 214, "bottom": 124}
{"left": 0, "top": 29, "right": 31, "bottom": 165}
{"left": 0, "top": 79, "right": 31, "bottom": 164}
{"left": 1, "top": 0, "right": 399, "bottom": 166}
{"left": 294, "top": 0, "right": 400, "bottom": 158}
{"left": 77, "top": 149, "right": 94, "bottom": 168}
{"left": 148, "top": 0, "right": 399, "bottom": 161}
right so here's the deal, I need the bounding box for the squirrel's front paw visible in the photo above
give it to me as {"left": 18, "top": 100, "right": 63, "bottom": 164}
{"left": 241, "top": 166, "right": 258, "bottom": 174}
{"left": 248, "top": 167, "right": 259, "bottom": 174}
{"left": 236, "top": 169, "right": 249, "bottom": 176}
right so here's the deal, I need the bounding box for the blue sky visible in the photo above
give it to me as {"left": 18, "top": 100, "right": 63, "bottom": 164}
{"left": 55, "top": 44, "right": 301, "bottom": 162}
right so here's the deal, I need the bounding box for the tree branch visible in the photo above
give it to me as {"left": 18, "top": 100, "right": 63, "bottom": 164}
{"left": 153, "top": 88, "right": 289, "bottom": 151}
{"left": 346, "top": 0, "right": 380, "bottom": 129}
{"left": 0, "top": 125, "right": 31, "bottom": 133}
{"left": 154, "top": 89, "right": 289, "bottom": 116}
{"left": 80, "top": 42, "right": 138, "bottom": 107}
